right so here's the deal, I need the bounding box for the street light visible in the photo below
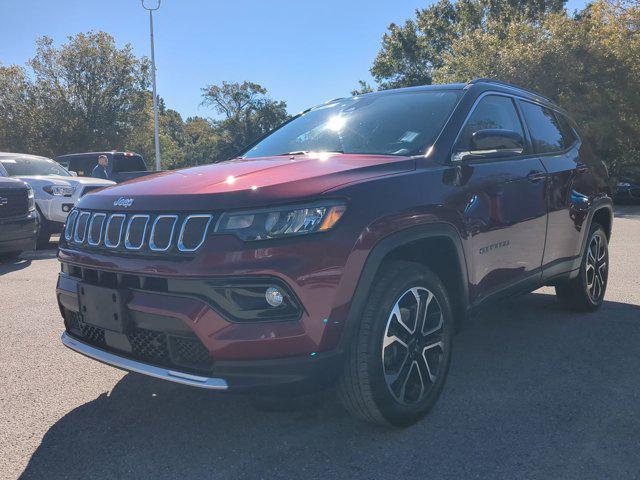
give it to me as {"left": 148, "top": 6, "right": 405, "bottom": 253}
{"left": 141, "top": 0, "right": 161, "bottom": 171}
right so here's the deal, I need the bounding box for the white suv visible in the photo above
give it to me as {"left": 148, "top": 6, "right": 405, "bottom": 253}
{"left": 0, "top": 152, "right": 114, "bottom": 247}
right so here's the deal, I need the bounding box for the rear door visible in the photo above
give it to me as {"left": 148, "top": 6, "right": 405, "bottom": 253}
{"left": 518, "top": 101, "right": 586, "bottom": 274}
{"left": 452, "top": 94, "right": 548, "bottom": 303}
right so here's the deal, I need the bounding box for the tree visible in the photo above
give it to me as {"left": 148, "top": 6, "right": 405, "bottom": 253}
{"left": 0, "top": 31, "right": 149, "bottom": 158}
{"left": 370, "top": 0, "right": 566, "bottom": 89}
{"left": 30, "top": 32, "right": 149, "bottom": 156}
{"left": 432, "top": 0, "right": 640, "bottom": 180}
{"left": 201, "top": 81, "right": 289, "bottom": 158}
{"left": 0, "top": 65, "right": 38, "bottom": 153}
{"left": 350, "top": 80, "right": 375, "bottom": 96}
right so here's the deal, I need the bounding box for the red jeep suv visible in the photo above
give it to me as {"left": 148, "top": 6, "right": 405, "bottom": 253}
{"left": 57, "top": 79, "right": 613, "bottom": 426}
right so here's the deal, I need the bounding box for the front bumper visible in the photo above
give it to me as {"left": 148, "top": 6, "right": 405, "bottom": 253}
{"left": 0, "top": 211, "right": 38, "bottom": 253}
{"left": 57, "top": 266, "right": 347, "bottom": 392}
{"left": 62, "top": 332, "right": 229, "bottom": 390}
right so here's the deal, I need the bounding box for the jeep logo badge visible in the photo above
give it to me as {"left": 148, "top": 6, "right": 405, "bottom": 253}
{"left": 113, "top": 197, "right": 134, "bottom": 208}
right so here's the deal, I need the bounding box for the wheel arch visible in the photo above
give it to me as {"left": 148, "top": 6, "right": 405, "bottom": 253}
{"left": 339, "top": 223, "right": 469, "bottom": 351}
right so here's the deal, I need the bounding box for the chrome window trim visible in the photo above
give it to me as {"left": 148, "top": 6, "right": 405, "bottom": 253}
{"left": 177, "top": 214, "right": 213, "bottom": 252}
{"left": 64, "top": 210, "right": 79, "bottom": 241}
{"left": 87, "top": 212, "right": 106, "bottom": 246}
{"left": 104, "top": 213, "right": 126, "bottom": 249}
{"left": 149, "top": 214, "right": 178, "bottom": 252}
{"left": 73, "top": 211, "right": 91, "bottom": 244}
{"left": 124, "top": 214, "right": 150, "bottom": 251}
{"left": 451, "top": 91, "right": 526, "bottom": 162}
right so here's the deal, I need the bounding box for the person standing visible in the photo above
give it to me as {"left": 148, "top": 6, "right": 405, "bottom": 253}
{"left": 91, "top": 155, "right": 110, "bottom": 179}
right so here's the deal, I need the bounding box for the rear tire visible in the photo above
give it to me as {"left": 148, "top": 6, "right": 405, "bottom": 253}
{"left": 338, "top": 261, "right": 454, "bottom": 427}
{"left": 36, "top": 214, "right": 51, "bottom": 249}
{"left": 555, "top": 223, "right": 609, "bottom": 312}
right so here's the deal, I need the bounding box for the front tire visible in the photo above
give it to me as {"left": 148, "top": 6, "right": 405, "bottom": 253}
{"left": 338, "top": 261, "right": 454, "bottom": 427}
{"left": 555, "top": 223, "right": 609, "bottom": 312}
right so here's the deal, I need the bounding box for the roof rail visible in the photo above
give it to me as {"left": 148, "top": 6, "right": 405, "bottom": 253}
{"left": 467, "top": 78, "right": 552, "bottom": 103}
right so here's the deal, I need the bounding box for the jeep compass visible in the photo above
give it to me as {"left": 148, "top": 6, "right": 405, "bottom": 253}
{"left": 57, "top": 79, "right": 613, "bottom": 426}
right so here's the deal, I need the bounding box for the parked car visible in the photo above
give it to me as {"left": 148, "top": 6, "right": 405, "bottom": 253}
{"left": 0, "top": 153, "right": 114, "bottom": 248}
{"left": 54, "top": 151, "right": 156, "bottom": 183}
{"left": 57, "top": 79, "right": 613, "bottom": 426}
{"left": 613, "top": 180, "right": 640, "bottom": 204}
{"left": 0, "top": 177, "right": 38, "bottom": 262}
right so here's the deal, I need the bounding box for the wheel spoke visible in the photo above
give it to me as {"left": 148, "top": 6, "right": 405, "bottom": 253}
{"left": 421, "top": 341, "right": 443, "bottom": 383}
{"left": 597, "top": 237, "right": 606, "bottom": 261}
{"left": 388, "top": 357, "right": 413, "bottom": 400}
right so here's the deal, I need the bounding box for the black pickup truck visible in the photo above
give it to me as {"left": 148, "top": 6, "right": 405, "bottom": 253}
{"left": 0, "top": 177, "right": 38, "bottom": 262}
{"left": 54, "top": 151, "right": 157, "bottom": 183}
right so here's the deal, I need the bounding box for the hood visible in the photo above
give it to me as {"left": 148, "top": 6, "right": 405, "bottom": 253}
{"left": 14, "top": 175, "right": 115, "bottom": 188}
{"left": 0, "top": 177, "right": 29, "bottom": 190}
{"left": 78, "top": 153, "right": 414, "bottom": 211}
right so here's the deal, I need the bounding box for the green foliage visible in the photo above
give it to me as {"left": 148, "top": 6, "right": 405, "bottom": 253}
{"left": 201, "top": 81, "right": 289, "bottom": 159}
{"left": 0, "top": 32, "right": 288, "bottom": 170}
{"left": 371, "top": 0, "right": 566, "bottom": 88}
{"left": 432, "top": 0, "right": 640, "bottom": 180}
{"left": 351, "top": 80, "right": 375, "bottom": 96}
{"left": 368, "top": 0, "right": 640, "bottom": 181}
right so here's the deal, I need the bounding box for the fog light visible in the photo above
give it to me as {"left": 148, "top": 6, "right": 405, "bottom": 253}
{"left": 62, "top": 204, "right": 73, "bottom": 212}
{"left": 265, "top": 287, "right": 284, "bottom": 307}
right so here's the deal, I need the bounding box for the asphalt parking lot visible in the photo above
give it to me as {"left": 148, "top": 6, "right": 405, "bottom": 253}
{"left": 2, "top": 206, "right": 640, "bottom": 480}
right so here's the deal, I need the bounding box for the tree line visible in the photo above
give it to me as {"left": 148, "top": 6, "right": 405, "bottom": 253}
{"left": 0, "top": 31, "right": 289, "bottom": 170}
{"left": 1, "top": 0, "right": 638, "bottom": 181}
{"left": 359, "top": 0, "right": 640, "bottom": 182}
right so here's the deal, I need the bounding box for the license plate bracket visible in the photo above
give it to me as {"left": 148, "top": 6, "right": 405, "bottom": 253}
{"left": 77, "top": 283, "right": 131, "bottom": 333}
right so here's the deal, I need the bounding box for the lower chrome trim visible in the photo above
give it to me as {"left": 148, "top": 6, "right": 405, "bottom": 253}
{"left": 61, "top": 332, "right": 228, "bottom": 390}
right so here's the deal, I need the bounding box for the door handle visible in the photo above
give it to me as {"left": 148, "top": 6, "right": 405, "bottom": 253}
{"left": 527, "top": 170, "right": 547, "bottom": 182}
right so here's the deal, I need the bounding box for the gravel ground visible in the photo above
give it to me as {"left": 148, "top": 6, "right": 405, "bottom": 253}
{"left": 2, "top": 206, "right": 640, "bottom": 480}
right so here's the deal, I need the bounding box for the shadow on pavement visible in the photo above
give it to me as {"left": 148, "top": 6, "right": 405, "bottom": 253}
{"left": 0, "top": 239, "right": 58, "bottom": 276}
{"left": 0, "top": 257, "right": 32, "bottom": 275}
{"left": 19, "top": 292, "right": 640, "bottom": 480}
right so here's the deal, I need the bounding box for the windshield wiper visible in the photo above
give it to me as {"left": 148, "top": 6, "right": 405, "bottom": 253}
{"left": 276, "top": 150, "right": 309, "bottom": 156}
{"left": 275, "top": 150, "right": 345, "bottom": 156}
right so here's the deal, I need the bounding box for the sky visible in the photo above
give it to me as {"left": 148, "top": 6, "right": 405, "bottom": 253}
{"left": 0, "top": 0, "right": 588, "bottom": 120}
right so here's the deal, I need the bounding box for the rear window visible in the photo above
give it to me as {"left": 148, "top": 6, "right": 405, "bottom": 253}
{"left": 112, "top": 154, "right": 146, "bottom": 173}
{"left": 520, "top": 101, "right": 566, "bottom": 154}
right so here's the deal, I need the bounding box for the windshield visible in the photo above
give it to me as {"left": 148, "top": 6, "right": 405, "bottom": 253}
{"left": 243, "top": 90, "right": 461, "bottom": 158}
{"left": 0, "top": 156, "right": 71, "bottom": 177}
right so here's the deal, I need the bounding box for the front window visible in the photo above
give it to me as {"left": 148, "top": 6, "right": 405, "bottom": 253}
{"left": 242, "top": 90, "right": 461, "bottom": 158}
{"left": 0, "top": 156, "right": 71, "bottom": 177}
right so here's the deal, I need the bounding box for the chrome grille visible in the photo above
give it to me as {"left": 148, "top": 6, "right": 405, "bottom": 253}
{"left": 65, "top": 209, "right": 213, "bottom": 254}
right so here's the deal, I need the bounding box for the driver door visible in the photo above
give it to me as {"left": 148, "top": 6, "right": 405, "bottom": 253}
{"left": 451, "top": 94, "right": 548, "bottom": 304}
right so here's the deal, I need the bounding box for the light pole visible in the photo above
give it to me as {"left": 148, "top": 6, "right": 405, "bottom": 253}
{"left": 141, "top": 0, "right": 161, "bottom": 171}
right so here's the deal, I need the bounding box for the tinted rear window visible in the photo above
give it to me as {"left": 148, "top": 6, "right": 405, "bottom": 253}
{"left": 112, "top": 154, "right": 146, "bottom": 173}
{"left": 520, "top": 101, "right": 566, "bottom": 154}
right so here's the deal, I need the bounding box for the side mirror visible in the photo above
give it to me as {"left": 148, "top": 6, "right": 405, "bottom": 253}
{"left": 69, "top": 171, "right": 78, "bottom": 177}
{"left": 452, "top": 129, "right": 524, "bottom": 162}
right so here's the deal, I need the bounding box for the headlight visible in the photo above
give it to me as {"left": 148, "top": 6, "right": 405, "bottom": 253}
{"left": 27, "top": 186, "right": 36, "bottom": 211}
{"left": 43, "top": 185, "right": 75, "bottom": 196}
{"left": 215, "top": 202, "right": 346, "bottom": 241}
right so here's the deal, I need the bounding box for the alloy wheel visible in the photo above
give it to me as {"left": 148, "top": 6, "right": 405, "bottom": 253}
{"left": 381, "top": 287, "right": 446, "bottom": 405}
